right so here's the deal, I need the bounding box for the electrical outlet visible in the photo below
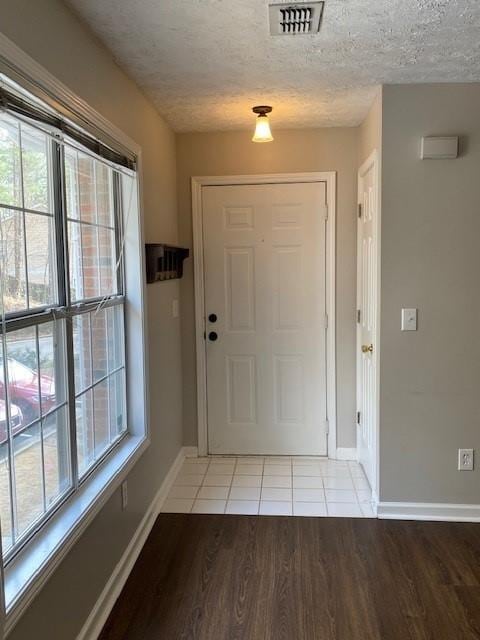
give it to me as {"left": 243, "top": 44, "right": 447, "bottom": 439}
{"left": 458, "top": 449, "right": 474, "bottom": 471}
{"left": 121, "top": 481, "right": 128, "bottom": 509}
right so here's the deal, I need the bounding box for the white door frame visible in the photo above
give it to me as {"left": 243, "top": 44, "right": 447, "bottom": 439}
{"left": 356, "top": 151, "right": 381, "bottom": 501}
{"left": 192, "top": 172, "right": 337, "bottom": 457}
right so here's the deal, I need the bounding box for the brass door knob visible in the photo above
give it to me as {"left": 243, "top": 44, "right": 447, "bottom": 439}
{"left": 361, "top": 344, "right": 374, "bottom": 353}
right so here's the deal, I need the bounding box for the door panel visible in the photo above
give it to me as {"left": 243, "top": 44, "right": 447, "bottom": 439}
{"left": 203, "top": 182, "right": 327, "bottom": 455}
{"left": 357, "top": 159, "right": 378, "bottom": 489}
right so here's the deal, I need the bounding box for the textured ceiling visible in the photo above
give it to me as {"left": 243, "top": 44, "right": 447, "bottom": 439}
{"left": 66, "top": 0, "right": 480, "bottom": 132}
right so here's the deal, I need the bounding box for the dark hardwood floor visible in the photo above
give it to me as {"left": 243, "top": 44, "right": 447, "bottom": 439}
{"left": 99, "top": 514, "right": 480, "bottom": 640}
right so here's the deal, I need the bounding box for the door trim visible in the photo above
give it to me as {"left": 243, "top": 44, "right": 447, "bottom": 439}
{"left": 192, "top": 173, "right": 337, "bottom": 457}
{"left": 356, "top": 151, "right": 381, "bottom": 498}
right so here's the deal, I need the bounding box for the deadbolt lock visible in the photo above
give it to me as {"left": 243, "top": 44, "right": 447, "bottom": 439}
{"left": 361, "top": 344, "right": 374, "bottom": 354}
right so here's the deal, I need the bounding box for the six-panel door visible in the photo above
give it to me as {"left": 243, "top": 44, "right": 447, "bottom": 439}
{"left": 202, "top": 182, "right": 328, "bottom": 455}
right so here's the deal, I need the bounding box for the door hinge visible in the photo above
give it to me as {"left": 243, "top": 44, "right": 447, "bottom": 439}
{"left": 358, "top": 203, "right": 362, "bottom": 218}
{"left": 325, "top": 419, "right": 330, "bottom": 434}
{"left": 357, "top": 411, "right": 361, "bottom": 425}
{"left": 357, "top": 309, "right": 361, "bottom": 323}
{"left": 324, "top": 313, "right": 328, "bottom": 329}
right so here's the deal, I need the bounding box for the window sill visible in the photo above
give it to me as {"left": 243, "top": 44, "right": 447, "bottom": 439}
{"left": 4, "top": 433, "right": 148, "bottom": 635}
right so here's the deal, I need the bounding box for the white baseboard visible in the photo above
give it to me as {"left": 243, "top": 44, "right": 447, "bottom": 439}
{"left": 334, "top": 448, "right": 357, "bottom": 461}
{"left": 377, "top": 501, "right": 480, "bottom": 522}
{"left": 76, "top": 446, "right": 189, "bottom": 640}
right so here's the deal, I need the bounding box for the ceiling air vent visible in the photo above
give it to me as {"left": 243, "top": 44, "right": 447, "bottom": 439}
{"left": 269, "top": 2, "right": 324, "bottom": 35}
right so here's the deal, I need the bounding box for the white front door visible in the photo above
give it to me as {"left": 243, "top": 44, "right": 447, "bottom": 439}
{"left": 357, "top": 154, "right": 379, "bottom": 490}
{"left": 202, "top": 182, "right": 328, "bottom": 455}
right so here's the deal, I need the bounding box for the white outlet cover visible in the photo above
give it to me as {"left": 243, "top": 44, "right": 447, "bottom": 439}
{"left": 458, "top": 448, "right": 474, "bottom": 471}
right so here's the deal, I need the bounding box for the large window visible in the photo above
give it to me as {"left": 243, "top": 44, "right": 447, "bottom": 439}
{"left": 0, "top": 104, "right": 128, "bottom": 559}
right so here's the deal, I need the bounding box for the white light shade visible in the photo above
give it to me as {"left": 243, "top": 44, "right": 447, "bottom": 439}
{"left": 252, "top": 114, "right": 273, "bottom": 143}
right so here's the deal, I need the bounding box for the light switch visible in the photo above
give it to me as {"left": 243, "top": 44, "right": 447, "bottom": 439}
{"left": 401, "top": 308, "right": 417, "bottom": 331}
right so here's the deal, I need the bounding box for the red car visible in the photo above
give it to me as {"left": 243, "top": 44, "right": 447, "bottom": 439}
{"left": 0, "top": 358, "right": 56, "bottom": 428}
{"left": 0, "top": 399, "right": 23, "bottom": 445}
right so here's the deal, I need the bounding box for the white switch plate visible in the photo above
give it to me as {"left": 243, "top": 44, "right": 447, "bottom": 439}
{"left": 172, "top": 299, "right": 179, "bottom": 318}
{"left": 458, "top": 448, "right": 474, "bottom": 471}
{"left": 401, "top": 308, "right": 417, "bottom": 331}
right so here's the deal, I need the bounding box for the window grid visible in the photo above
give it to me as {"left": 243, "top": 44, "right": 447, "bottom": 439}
{"left": 0, "top": 122, "right": 127, "bottom": 562}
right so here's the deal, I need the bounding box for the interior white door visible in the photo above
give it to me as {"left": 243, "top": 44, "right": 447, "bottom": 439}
{"left": 357, "top": 157, "right": 378, "bottom": 489}
{"left": 203, "top": 182, "right": 328, "bottom": 455}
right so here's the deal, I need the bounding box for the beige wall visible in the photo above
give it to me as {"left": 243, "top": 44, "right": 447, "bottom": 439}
{"left": 177, "top": 128, "right": 359, "bottom": 450}
{"left": 0, "top": 0, "right": 183, "bottom": 638}
{"left": 358, "top": 87, "right": 382, "bottom": 167}
{"left": 380, "top": 84, "right": 480, "bottom": 503}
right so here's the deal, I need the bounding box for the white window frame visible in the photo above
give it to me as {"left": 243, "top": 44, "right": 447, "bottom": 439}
{"left": 0, "top": 33, "right": 149, "bottom": 635}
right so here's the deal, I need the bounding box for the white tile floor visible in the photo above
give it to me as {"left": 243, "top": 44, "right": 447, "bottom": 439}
{"left": 162, "top": 456, "right": 375, "bottom": 518}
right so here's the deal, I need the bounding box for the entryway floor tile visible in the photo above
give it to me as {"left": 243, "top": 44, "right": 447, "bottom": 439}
{"left": 226, "top": 500, "right": 259, "bottom": 515}
{"left": 293, "top": 488, "right": 325, "bottom": 502}
{"left": 259, "top": 501, "right": 293, "bottom": 516}
{"left": 229, "top": 487, "right": 261, "bottom": 500}
{"left": 261, "top": 487, "right": 292, "bottom": 501}
{"left": 166, "top": 456, "right": 373, "bottom": 519}
{"left": 323, "top": 476, "right": 354, "bottom": 490}
{"left": 263, "top": 464, "right": 291, "bottom": 476}
{"left": 191, "top": 499, "right": 227, "bottom": 514}
{"left": 232, "top": 475, "right": 262, "bottom": 488}
{"left": 262, "top": 475, "right": 292, "bottom": 488}
{"left": 327, "top": 502, "right": 363, "bottom": 517}
{"left": 236, "top": 464, "right": 264, "bottom": 476}
{"left": 293, "top": 476, "right": 324, "bottom": 489}
{"left": 293, "top": 502, "right": 328, "bottom": 517}
{"left": 197, "top": 486, "right": 230, "bottom": 500}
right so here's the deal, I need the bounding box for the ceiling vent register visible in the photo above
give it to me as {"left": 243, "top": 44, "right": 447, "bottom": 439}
{"left": 269, "top": 2, "right": 324, "bottom": 35}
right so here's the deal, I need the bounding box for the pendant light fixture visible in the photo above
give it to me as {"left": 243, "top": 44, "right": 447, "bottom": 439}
{"left": 252, "top": 106, "right": 274, "bottom": 143}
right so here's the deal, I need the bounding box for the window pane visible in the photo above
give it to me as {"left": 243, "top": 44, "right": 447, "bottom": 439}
{"left": 98, "top": 226, "right": 116, "bottom": 294}
{"left": 73, "top": 313, "right": 92, "bottom": 394}
{"left": 65, "top": 149, "right": 118, "bottom": 303}
{"left": 21, "top": 123, "right": 51, "bottom": 213}
{"left": 74, "top": 303, "right": 125, "bottom": 477}
{"left": 91, "top": 309, "right": 108, "bottom": 383}
{"left": 43, "top": 406, "right": 71, "bottom": 507}
{"left": 109, "top": 369, "right": 126, "bottom": 438}
{"left": 0, "top": 339, "right": 14, "bottom": 553}
{"left": 0, "top": 208, "right": 27, "bottom": 314}
{"left": 68, "top": 220, "right": 84, "bottom": 301}
{"left": 93, "top": 379, "right": 109, "bottom": 458}
{"left": 13, "top": 420, "right": 44, "bottom": 538}
{"left": 39, "top": 321, "right": 67, "bottom": 412}
{"left": 77, "top": 154, "right": 96, "bottom": 225}
{"left": 107, "top": 305, "right": 124, "bottom": 372}
{"left": 0, "top": 114, "right": 21, "bottom": 208}
{"left": 96, "top": 163, "right": 114, "bottom": 227}
{"left": 0, "top": 448, "right": 13, "bottom": 553}
{"left": 65, "top": 149, "right": 114, "bottom": 226}
{"left": 81, "top": 222, "right": 100, "bottom": 299}
{"left": 64, "top": 147, "right": 79, "bottom": 221}
{"left": 25, "top": 212, "right": 57, "bottom": 308}
{"left": 6, "top": 326, "right": 40, "bottom": 426}
{"left": 76, "top": 389, "right": 94, "bottom": 476}
{"left": 68, "top": 221, "right": 117, "bottom": 302}
{"left": 1, "top": 321, "right": 71, "bottom": 545}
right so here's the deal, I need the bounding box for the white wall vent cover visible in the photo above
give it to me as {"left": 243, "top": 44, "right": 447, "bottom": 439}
{"left": 269, "top": 2, "right": 324, "bottom": 35}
